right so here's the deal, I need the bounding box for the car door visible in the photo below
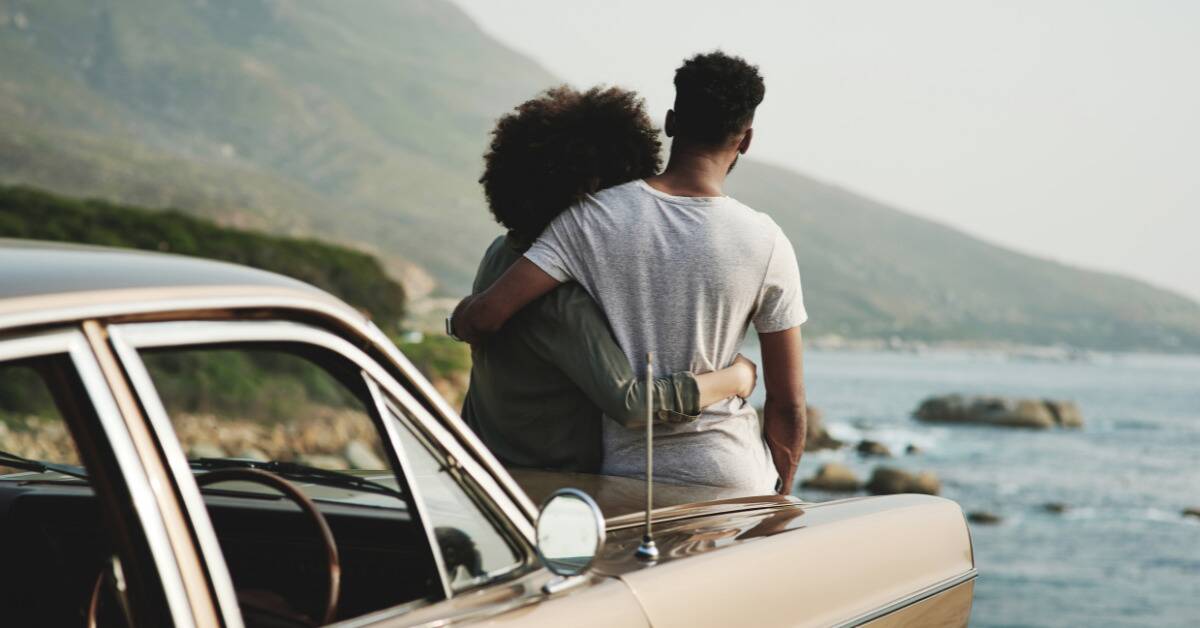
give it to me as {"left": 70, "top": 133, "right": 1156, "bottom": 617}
{"left": 361, "top": 382, "right": 650, "bottom": 628}
{"left": 109, "top": 317, "right": 648, "bottom": 627}
{"left": 0, "top": 326, "right": 202, "bottom": 626}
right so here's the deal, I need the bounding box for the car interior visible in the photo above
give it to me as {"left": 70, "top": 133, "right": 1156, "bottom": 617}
{"left": 0, "top": 341, "right": 509, "bottom": 627}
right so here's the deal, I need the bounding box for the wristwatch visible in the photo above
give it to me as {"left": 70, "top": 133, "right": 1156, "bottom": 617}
{"left": 445, "top": 315, "right": 463, "bottom": 342}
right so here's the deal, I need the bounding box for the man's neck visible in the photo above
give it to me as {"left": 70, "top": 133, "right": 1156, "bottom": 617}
{"left": 645, "top": 147, "right": 734, "bottom": 198}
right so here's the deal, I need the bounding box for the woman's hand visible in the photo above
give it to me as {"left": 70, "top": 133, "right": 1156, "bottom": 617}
{"left": 732, "top": 353, "right": 758, "bottom": 399}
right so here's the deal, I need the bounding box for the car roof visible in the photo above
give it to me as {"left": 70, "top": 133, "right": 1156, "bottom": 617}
{"left": 0, "top": 239, "right": 357, "bottom": 332}
{"left": 0, "top": 239, "right": 320, "bottom": 300}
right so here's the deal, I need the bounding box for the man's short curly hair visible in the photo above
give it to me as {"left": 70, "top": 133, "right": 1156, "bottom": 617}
{"left": 480, "top": 86, "right": 662, "bottom": 242}
{"left": 672, "top": 51, "right": 765, "bottom": 146}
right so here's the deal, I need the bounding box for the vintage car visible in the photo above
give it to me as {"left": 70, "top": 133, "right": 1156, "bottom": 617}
{"left": 0, "top": 240, "right": 976, "bottom": 627}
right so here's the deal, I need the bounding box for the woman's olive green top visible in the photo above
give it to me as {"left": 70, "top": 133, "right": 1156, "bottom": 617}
{"left": 461, "top": 234, "right": 700, "bottom": 473}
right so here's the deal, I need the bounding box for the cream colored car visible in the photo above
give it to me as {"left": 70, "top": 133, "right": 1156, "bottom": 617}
{"left": 0, "top": 241, "right": 975, "bottom": 627}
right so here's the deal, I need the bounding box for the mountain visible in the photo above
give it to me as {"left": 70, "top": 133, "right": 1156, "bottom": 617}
{"left": 0, "top": 0, "right": 552, "bottom": 286}
{"left": 726, "top": 163, "right": 1200, "bottom": 351}
{"left": 1, "top": 0, "right": 1198, "bottom": 352}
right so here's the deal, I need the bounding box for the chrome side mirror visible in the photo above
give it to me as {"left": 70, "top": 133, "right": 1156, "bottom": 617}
{"left": 535, "top": 488, "right": 605, "bottom": 577}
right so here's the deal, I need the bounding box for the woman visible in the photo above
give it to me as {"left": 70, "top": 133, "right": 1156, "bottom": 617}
{"left": 459, "top": 86, "right": 756, "bottom": 472}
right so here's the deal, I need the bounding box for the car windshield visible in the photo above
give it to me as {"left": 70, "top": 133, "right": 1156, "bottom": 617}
{"left": 0, "top": 448, "right": 88, "bottom": 481}
{"left": 188, "top": 456, "right": 407, "bottom": 503}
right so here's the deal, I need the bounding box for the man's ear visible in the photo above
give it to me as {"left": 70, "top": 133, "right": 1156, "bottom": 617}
{"left": 738, "top": 128, "right": 754, "bottom": 154}
{"left": 664, "top": 110, "right": 676, "bottom": 138}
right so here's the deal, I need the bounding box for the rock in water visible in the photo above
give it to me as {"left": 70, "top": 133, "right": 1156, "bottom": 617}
{"left": 801, "top": 463, "right": 860, "bottom": 492}
{"left": 804, "top": 405, "right": 843, "bottom": 451}
{"left": 914, "top": 394, "right": 1083, "bottom": 429}
{"left": 345, "top": 440, "right": 386, "bottom": 469}
{"left": 1183, "top": 507, "right": 1200, "bottom": 520}
{"left": 865, "top": 467, "right": 941, "bottom": 495}
{"left": 909, "top": 471, "right": 942, "bottom": 495}
{"left": 1043, "top": 502, "right": 1069, "bottom": 514}
{"left": 905, "top": 443, "right": 923, "bottom": 455}
{"left": 968, "top": 511, "right": 1003, "bottom": 525}
{"left": 1044, "top": 400, "right": 1084, "bottom": 428}
{"left": 856, "top": 439, "right": 892, "bottom": 457}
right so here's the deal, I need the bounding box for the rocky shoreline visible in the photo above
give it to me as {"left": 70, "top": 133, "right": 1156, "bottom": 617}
{"left": 914, "top": 394, "right": 1084, "bottom": 429}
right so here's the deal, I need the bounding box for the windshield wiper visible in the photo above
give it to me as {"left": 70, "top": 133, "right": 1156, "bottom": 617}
{"left": 0, "top": 449, "right": 89, "bottom": 481}
{"left": 189, "top": 458, "right": 405, "bottom": 501}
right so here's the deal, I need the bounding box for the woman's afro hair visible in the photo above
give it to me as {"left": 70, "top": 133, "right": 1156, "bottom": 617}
{"left": 480, "top": 85, "right": 662, "bottom": 241}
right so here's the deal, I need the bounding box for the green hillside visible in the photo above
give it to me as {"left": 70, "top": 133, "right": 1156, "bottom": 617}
{"left": 0, "top": 185, "right": 406, "bottom": 332}
{"left": 1, "top": 0, "right": 1198, "bottom": 351}
{"left": 0, "top": 0, "right": 552, "bottom": 285}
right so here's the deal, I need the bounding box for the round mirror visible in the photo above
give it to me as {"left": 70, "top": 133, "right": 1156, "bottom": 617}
{"left": 535, "top": 488, "right": 605, "bottom": 576}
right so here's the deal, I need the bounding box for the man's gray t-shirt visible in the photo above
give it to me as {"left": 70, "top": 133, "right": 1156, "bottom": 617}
{"left": 525, "top": 179, "right": 807, "bottom": 493}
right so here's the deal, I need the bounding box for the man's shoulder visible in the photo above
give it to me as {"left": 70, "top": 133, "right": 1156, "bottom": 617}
{"left": 716, "top": 195, "right": 785, "bottom": 242}
{"left": 590, "top": 179, "right": 644, "bottom": 202}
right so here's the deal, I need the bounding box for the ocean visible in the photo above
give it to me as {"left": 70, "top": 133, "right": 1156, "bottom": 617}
{"left": 743, "top": 348, "right": 1200, "bottom": 627}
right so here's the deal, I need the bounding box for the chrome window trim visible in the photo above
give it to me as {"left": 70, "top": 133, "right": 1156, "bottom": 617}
{"left": 833, "top": 568, "right": 978, "bottom": 628}
{"left": 364, "top": 376, "right": 453, "bottom": 600}
{"left": 377, "top": 395, "right": 531, "bottom": 590}
{"left": 0, "top": 329, "right": 196, "bottom": 628}
{"left": 111, "top": 318, "right": 534, "bottom": 541}
{"left": 0, "top": 290, "right": 540, "bottom": 524}
{"left": 109, "top": 320, "right": 535, "bottom": 599}
{"left": 107, "top": 326, "right": 245, "bottom": 628}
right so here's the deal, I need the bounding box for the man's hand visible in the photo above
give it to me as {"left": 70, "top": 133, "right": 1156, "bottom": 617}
{"left": 449, "top": 295, "right": 481, "bottom": 345}
{"left": 449, "top": 258, "right": 562, "bottom": 345}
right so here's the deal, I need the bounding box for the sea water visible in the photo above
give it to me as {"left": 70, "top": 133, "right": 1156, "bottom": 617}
{"left": 742, "top": 348, "right": 1200, "bottom": 627}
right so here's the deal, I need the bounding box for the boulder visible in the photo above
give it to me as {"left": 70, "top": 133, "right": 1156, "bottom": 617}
{"left": 801, "top": 463, "right": 860, "bottom": 492}
{"left": 856, "top": 439, "right": 892, "bottom": 457}
{"left": 1044, "top": 400, "right": 1084, "bottom": 428}
{"left": 865, "top": 467, "right": 940, "bottom": 496}
{"left": 909, "top": 471, "right": 942, "bottom": 495}
{"left": 804, "top": 406, "right": 843, "bottom": 451}
{"left": 914, "top": 394, "right": 1083, "bottom": 429}
{"left": 967, "top": 511, "right": 1003, "bottom": 525}
{"left": 1183, "top": 507, "right": 1200, "bottom": 520}
{"left": 905, "top": 443, "right": 923, "bottom": 455}
{"left": 1043, "top": 502, "right": 1069, "bottom": 514}
{"left": 345, "top": 440, "right": 386, "bottom": 470}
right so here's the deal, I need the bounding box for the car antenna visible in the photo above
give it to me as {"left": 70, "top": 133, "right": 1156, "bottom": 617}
{"left": 635, "top": 352, "right": 660, "bottom": 562}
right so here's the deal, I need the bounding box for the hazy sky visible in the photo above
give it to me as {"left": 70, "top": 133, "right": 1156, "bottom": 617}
{"left": 454, "top": 0, "right": 1199, "bottom": 302}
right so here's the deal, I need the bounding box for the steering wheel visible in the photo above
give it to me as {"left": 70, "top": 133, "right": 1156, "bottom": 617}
{"left": 89, "top": 468, "right": 342, "bottom": 627}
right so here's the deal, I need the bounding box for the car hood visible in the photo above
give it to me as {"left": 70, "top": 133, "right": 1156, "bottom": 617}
{"left": 507, "top": 468, "right": 974, "bottom": 585}
{"left": 508, "top": 467, "right": 801, "bottom": 528}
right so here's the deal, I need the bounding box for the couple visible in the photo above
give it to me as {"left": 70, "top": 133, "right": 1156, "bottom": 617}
{"left": 452, "top": 52, "right": 807, "bottom": 496}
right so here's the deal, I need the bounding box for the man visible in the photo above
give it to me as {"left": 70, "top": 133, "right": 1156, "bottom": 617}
{"left": 460, "top": 86, "right": 758, "bottom": 474}
{"left": 453, "top": 52, "right": 808, "bottom": 494}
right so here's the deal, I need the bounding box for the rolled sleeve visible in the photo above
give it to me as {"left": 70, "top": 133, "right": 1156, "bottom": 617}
{"left": 523, "top": 241, "right": 573, "bottom": 283}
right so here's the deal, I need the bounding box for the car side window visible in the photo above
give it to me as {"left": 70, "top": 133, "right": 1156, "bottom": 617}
{"left": 378, "top": 395, "right": 524, "bottom": 592}
{"left": 137, "top": 343, "right": 447, "bottom": 623}
{"left": 140, "top": 345, "right": 388, "bottom": 470}
{"left": 0, "top": 359, "right": 81, "bottom": 468}
{"left": 0, "top": 350, "right": 174, "bottom": 627}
